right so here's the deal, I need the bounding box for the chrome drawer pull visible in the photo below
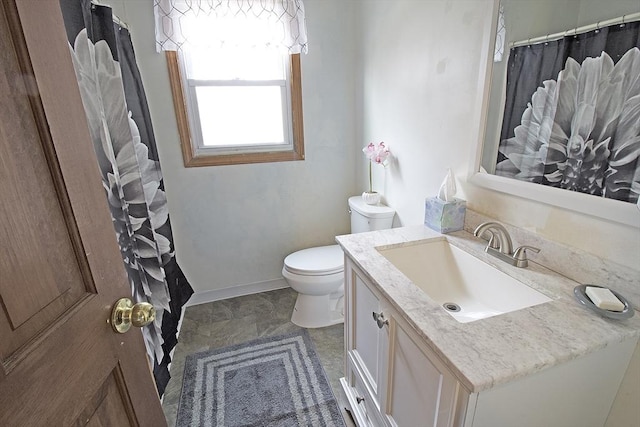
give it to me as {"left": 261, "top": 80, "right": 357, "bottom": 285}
{"left": 372, "top": 311, "right": 388, "bottom": 328}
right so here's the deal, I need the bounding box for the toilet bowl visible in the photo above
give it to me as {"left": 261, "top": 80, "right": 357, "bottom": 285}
{"left": 283, "top": 245, "right": 344, "bottom": 328}
{"left": 283, "top": 196, "right": 395, "bottom": 328}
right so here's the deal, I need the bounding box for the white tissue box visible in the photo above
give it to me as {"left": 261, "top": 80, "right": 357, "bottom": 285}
{"left": 424, "top": 197, "right": 466, "bottom": 233}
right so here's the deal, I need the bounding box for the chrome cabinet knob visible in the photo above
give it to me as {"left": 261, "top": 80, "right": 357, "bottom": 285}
{"left": 372, "top": 311, "right": 389, "bottom": 329}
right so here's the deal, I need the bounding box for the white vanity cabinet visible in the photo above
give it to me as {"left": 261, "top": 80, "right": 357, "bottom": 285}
{"left": 340, "top": 255, "right": 637, "bottom": 427}
{"left": 341, "top": 259, "right": 468, "bottom": 427}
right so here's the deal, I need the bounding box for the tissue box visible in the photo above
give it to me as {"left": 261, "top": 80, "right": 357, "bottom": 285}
{"left": 424, "top": 197, "right": 466, "bottom": 233}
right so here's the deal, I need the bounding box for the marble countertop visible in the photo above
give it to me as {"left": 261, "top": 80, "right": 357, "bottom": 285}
{"left": 336, "top": 225, "right": 640, "bottom": 393}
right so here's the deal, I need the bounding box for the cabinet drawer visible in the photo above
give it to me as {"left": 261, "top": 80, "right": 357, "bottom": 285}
{"left": 345, "top": 367, "right": 386, "bottom": 427}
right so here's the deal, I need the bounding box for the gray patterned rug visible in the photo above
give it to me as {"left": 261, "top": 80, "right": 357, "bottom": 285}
{"left": 176, "top": 330, "right": 346, "bottom": 427}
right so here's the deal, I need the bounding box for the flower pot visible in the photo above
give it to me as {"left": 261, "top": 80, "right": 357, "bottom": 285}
{"left": 362, "top": 191, "right": 381, "bottom": 205}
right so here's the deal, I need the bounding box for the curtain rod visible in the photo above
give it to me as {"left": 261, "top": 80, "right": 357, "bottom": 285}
{"left": 510, "top": 11, "right": 640, "bottom": 48}
{"left": 112, "top": 14, "right": 129, "bottom": 30}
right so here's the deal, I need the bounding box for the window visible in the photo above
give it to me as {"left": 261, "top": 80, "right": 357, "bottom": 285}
{"left": 167, "top": 48, "right": 304, "bottom": 167}
{"left": 155, "top": 0, "right": 308, "bottom": 166}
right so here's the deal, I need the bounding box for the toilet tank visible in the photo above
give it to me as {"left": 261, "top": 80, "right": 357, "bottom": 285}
{"left": 348, "top": 196, "right": 395, "bottom": 234}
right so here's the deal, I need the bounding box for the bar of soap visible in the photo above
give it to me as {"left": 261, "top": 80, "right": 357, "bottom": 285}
{"left": 585, "top": 286, "right": 625, "bottom": 312}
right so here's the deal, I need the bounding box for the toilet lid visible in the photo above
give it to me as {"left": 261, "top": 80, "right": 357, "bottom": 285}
{"left": 284, "top": 244, "right": 344, "bottom": 276}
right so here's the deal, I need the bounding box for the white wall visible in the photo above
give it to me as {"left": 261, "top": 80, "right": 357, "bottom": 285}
{"left": 108, "top": 0, "right": 358, "bottom": 295}
{"left": 357, "top": 0, "right": 495, "bottom": 226}
{"left": 356, "top": 0, "right": 640, "bottom": 267}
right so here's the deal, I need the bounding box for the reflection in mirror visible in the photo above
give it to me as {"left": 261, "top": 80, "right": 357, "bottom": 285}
{"left": 480, "top": 0, "right": 640, "bottom": 206}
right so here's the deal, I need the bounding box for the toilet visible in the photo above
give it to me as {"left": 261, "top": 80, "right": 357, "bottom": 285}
{"left": 283, "top": 196, "right": 395, "bottom": 328}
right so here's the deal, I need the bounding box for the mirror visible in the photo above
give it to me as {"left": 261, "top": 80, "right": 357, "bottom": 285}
{"left": 472, "top": 0, "right": 640, "bottom": 227}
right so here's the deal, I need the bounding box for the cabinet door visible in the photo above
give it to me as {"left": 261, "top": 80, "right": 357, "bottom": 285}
{"left": 385, "top": 314, "right": 463, "bottom": 427}
{"left": 351, "top": 268, "right": 389, "bottom": 400}
{"left": 344, "top": 261, "right": 391, "bottom": 408}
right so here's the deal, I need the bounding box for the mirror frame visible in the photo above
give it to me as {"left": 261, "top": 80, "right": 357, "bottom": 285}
{"left": 468, "top": 0, "right": 640, "bottom": 228}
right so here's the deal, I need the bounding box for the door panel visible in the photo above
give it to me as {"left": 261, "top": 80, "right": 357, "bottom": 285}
{"left": 0, "top": 1, "right": 166, "bottom": 425}
{"left": 0, "top": 0, "right": 93, "bottom": 362}
{"left": 76, "top": 367, "right": 136, "bottom": 427}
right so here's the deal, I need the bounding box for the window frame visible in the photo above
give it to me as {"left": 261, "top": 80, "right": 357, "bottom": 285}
{"left": 166, "top": 51, "right": 304, "bottom": 167}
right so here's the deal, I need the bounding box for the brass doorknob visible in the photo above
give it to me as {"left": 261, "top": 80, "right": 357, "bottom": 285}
{"left": 110, "top": 298, "right": 155, "bottom": 334}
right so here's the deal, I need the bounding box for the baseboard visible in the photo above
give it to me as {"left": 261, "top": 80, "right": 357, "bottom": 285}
{"left": 186, "top": 278, "right": 290, "bottom": 307}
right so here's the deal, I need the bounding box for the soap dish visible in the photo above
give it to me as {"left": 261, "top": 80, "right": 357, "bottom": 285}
{"left": 574, "top": 285, "right": 634, "bottom": 320}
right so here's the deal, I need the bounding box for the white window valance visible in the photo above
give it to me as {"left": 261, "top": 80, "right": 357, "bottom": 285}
{"left": 153, "top": 0, "right": 308, "bottom": 54}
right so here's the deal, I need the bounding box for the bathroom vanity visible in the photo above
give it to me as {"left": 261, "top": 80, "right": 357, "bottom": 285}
{"left": 337, "top": 221, "right": 640, "bottom": 427}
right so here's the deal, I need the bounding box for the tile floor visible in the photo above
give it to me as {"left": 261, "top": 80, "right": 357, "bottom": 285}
{"left": 162, "top": 287, "right": 355, "bottom": 427}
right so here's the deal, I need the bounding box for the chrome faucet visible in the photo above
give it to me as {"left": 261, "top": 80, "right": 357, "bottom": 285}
{"left": 473, "top": 221, "right": 539, "bottom": 268}
{"left": 473, "top": 222, "right": 513, "bottom": 254}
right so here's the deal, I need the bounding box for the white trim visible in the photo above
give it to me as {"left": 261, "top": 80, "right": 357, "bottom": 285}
{"left": 185, "top": 278, "right": 290, "bottom": 307}
{"left": 187, "top": 79, "right": 286, "bottom": 87}
{"left": 282, "top": 52, "right": 294, "bottom": 154}
{"left": 467, "top": 0, "right": 500, "bottom": 182}
{"left": 470, "top": 172, "right": 640, "bottom": 227}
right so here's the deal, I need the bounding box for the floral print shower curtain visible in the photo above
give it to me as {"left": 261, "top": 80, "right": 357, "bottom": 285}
{"left": 59, "top": 0, "right": 193, "bottom": 396}
{"left": 496, "top": 20, "right": 640, "bottom": 203}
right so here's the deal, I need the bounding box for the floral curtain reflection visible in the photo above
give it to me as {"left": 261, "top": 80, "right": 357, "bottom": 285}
{"left": 496, "top": 20, "right": 640, "bottom": 203}
{"left": 59, "top": 0, "right": 193, "bottom": 396}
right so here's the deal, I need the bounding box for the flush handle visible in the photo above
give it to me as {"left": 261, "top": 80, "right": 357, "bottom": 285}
{"left": 372, "top": 311, "right": 389, "bottom": 329}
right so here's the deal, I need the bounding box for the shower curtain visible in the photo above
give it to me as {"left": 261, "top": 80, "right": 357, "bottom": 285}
{"left": 495, "top": 20, "right": 640, "bottom": 203}
{"left": 59, "top": 0, "right": 193, "bottom": 396}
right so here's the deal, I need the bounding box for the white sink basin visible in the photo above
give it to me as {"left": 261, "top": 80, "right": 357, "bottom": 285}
{"left": 377, "top": 239, "right": 551, "bottom": 323}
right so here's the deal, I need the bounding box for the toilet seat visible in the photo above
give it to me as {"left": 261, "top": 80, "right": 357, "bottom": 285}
{"left": 283, "top": 244, "right": 343, "bottom": 276}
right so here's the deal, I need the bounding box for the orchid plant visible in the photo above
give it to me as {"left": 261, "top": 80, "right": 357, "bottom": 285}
{"left": 362, "top": 142, "right": 390, "bottom": 193}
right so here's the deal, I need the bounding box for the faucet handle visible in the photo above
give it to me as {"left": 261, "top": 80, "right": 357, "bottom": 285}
{"left": 513, "top": 245, "right": 540, "bottom": 267}
{"left": 475, "top": 228, "right": 500, "bottom": 249}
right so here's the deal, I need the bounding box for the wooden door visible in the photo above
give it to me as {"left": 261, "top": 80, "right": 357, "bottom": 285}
{"left": 0, "top": 1, "right": 166, "bottom": 425}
